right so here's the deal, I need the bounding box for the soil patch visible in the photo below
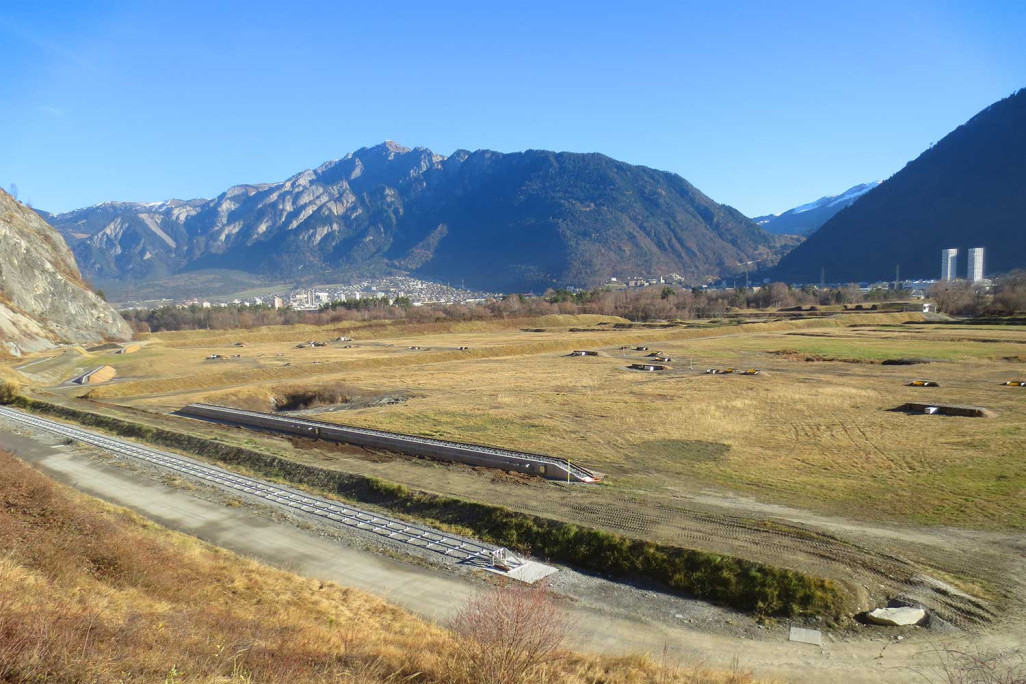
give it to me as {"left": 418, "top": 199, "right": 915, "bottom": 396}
{"left": 638, "top": 439, "right": 730, "bottom": 463}
{"left": 882, "top": 358, "right": 935, "bottom": 366}
{"left": 770, "top": 349, "right": 872, "bottom": 364}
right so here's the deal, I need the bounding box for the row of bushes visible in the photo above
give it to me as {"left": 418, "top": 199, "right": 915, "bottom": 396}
{"left": 3, "top": 393, "right": 846, "bottom": 619}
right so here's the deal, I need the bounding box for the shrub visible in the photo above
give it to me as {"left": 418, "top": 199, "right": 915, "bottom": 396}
{"left": 450, "top": 585, "right": 570, "bottom": 684}
{"left": 0, "top": 380, "right": 19, "bottom": 405}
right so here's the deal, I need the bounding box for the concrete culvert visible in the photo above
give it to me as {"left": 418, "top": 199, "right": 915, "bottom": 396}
{"left": 628, "top": 363, "right": 667, "bottom": 371}
{"left": 74, "top": 365, "right": 116, "bottom": 384}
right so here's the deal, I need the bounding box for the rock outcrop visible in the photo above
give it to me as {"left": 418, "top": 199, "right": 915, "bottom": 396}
{"left": 0, "top": 189, "right": 133, "bottom": 356}
{"left": 866, "top": 606, "right": 926, "bottom": 626}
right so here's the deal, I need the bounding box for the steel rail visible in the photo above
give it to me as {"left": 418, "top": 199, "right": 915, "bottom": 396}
{"left": 189, "top": 403, "right": 598, "bottom": 482}
{"left": 0, "top": 406, "right": 507, "bottom": 566}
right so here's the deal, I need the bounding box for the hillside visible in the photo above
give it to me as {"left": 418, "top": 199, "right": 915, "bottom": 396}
{"left": 45, "top": 142, "right": 791, "bottom": 293}
{"left": 0, "top": 189, "right": 132, "bottom": 356}
{"left": 773, "top": 88, "right": 1026, "bottom": 282}
{"left": 753, "top": 182, "right": 880, "bottom": 236}
{"left": 0, "top": 447, "right": 751, "bottom": 683}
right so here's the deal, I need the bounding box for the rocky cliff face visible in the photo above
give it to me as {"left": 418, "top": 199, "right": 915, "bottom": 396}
{"left": 0, "top": 189, "right": 133, "bottom": 356}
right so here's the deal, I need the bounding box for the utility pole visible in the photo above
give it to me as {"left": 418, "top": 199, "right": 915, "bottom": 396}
{"left": 894, "top": 264, "right": 900, "bottom": 291}
{"left": 820, "top": 266, "right": 825, "bottom": 289}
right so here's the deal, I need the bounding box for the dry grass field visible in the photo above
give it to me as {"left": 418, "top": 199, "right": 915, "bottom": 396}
{"left": 40, "top": 314, "right": 1024, "bottom": 530}
{"left": 8, "top": 313, "right": 1026, "bottom": 627}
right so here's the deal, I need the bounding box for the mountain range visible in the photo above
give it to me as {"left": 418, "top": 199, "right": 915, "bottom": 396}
{"left": 42, "top": 143, "right": 794, "bottom": 294}
{"left": 773, "top": 87, "right": 1026, "bottom": 283}
{"left": 753, "top": 182, "right": 880, "bottom": 236}
{"left": 0, "top": 189, "right": 132, "bottom": 356}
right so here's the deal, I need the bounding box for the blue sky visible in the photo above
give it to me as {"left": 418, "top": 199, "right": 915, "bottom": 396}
{"left": 2, "top": 1, "right": 1024, "bottom": 216}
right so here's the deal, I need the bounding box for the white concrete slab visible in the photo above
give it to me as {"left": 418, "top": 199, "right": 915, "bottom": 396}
{"left": 505, "top": 561, "right": 558, "bottom": 583}
{"left": 789, "top": 626, "right": 823, "bottom": 646}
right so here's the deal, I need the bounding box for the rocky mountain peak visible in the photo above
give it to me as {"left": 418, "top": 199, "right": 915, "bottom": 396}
{"left": 42, "top": 143, "right": 792, "bottom": 295}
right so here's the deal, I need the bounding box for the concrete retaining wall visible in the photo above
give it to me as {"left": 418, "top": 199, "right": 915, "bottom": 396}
{"left": 180, "top": 404, "right": 598, "bottom": 483}
{"left": 76, "top": 365, "right": 116, "bottom": 384}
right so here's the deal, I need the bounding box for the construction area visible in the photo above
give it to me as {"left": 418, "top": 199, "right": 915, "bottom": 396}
{"left": 6, "top": 312, "right": 1026, "bottom": 646}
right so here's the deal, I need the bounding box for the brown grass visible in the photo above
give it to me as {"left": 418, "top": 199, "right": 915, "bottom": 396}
{"left": 0, "top": 449, "right": 764, "bottom": 684}
{"left": 84, "top": 314, "right": 921, "bottom": 400}
{"left": 123, "top": 318, "right": 1025, "bottom": 530}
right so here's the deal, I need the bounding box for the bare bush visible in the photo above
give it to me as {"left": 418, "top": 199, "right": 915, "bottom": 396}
{"left": 912, "top": 644, "right": 1026, "bottom": 683}
{"left": 450, "top": 584, "right": 571, "bottom": 684}
{"left": 928, "top": 281, "right": 983, "bottom": 316}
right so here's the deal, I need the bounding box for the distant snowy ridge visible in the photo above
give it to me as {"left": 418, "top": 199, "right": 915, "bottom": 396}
{"left": 753, "top": 181, "right": 881, "bottom": 236}
{"left": 789, "top": 182, "right": 881, "bottom": 215}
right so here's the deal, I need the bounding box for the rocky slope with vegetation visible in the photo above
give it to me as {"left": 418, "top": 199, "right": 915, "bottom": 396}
{"left": 45, "top": 142, "right": 792, "bottom": 293}
{"left": 0, "top": 189, "right": 132, "bottom": 356}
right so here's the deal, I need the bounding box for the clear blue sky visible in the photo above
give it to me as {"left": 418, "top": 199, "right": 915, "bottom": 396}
{"left": 2, "top": 1, "right": 1024, "bottom": 217}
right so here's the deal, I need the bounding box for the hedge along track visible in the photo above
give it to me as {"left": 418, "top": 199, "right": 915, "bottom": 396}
{"left": 0, "top": 405, "right": 522, "bottom": 573}
{"left": 517, "top": 494, "right": 1001, "bottom": 629}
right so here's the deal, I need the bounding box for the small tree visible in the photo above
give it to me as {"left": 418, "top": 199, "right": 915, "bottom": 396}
{"left": 450, "top": 584, "right": 570, "bottom": 684}
{"left": 929, "top": 281, "right": 982, "bottom": 316}
{"left": 0, "top": 380, "right": 19, "bottom": 405}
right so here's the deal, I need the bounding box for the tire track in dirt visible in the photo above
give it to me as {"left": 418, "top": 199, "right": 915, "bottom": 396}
{"left": 496, "top": 491, "right": 1004, "bottom": 628}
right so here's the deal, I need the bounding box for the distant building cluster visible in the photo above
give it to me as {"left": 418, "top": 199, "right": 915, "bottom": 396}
{"left": 176, "top": 275, "right": 497, "bottom": 310}
{"left": 940, "top": 247, "right": 985, "bottom": 283}
{"left": 606, "top": 274, "right": 685, "bottom": 289}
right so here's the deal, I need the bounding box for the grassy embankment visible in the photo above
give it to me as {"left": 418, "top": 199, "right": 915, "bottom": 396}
{"left": 0, "top": 448, "right": 767, "bottom": 684}
{"left": 2, "top": 392, "right": 846, "bottom": 620}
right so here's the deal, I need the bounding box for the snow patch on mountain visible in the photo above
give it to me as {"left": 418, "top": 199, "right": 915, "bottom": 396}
{"left": 789, "top": 182, "right": 881, "bottom": 215}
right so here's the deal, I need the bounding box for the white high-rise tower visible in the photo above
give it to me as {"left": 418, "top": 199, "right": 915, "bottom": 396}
{"left": 941, "top": 248, "right": 958, "bottom": 281}
{"left": 967, "top": 247, "right": 984, "bottom": 282}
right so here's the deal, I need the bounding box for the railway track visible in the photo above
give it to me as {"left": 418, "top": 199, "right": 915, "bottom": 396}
{"left": 0, "top": 405, "right": 512, "bottom": 570}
